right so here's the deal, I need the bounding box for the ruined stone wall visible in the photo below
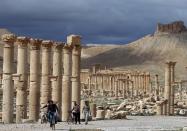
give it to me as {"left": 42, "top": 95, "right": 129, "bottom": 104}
{"left": 156, "top": 21, "right": 187, "bottom": 34}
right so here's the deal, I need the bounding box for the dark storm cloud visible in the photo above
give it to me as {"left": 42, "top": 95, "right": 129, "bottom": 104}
{"left": 0, "top": 0, "right": 187, "bottom": 44}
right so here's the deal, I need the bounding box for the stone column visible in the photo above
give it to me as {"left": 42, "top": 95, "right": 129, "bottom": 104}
{"left": 94, "top": 74, "right": 98, "bottom": 90}
{"left": 29, "top": 38, "right": 42, "bottom": 121}
{"left": 155, "top": 74, "right": 159, "bottom": 96}
{"left": 126, "top": 79, "right": 130, "bottom": 97}
{"left": 88, "top": 76, "right": 91, "bottom": 91}
{"left": 122, "top": 81, "right": 126, "bottom": 98}
{"left": 139, "top": 74, "right": 142, "bottom": 94}
{"left": 170, "top": 62, "right": 176, "bottom": 115}
{"left": 101, "top": 75, "right": 104, "bottom": 90}
{"left": 40, "top": 40, "right": 52, "bottom": 107}
{"left": 131, "top": 81, "right": 134, "bottom": 97}
{"left": 90, "top": 103, "right": 96, "bottom": 118}
{"left": 15, "top": 37, "right": 29, "bottom": 123}
{"left": 70, "top": 35, "right": 81, "bottom": 105}
{"left": 156, "top": 101, "right": 163, "bottom": 115}
{"left": 178, "top": 82, "right": 182, "bottom": 101}
{"left": 115, "top": 80, "right": 118, "bottom": 98}
{"left": 162, "top": 100, "right": 167, "bottom": 115}
{"left": 109, "top": 76, "right": 113, "bottom": 90}
{"left": 164, "top": 62, "right": 171, "bottom": 115}
{"left": 146, "top": 73, "right": 150, "bottom": 94}
{"left": 51, "top": 43, "right": 63, "bottom": 113}
{"left": 61, "top": 43, "right": 72, "bottom": 121}
{"left": 1, "top": 34, "right": 16, "bottom": 123}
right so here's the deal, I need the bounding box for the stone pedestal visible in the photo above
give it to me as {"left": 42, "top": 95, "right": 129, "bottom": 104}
{"left": 156, "top": 101, "right": 163, "bottom": 115}
{"left": 61, "top": 44, "right": 72, "bottom": 121}
{"left": 162, "top": 100, "right": 167, "bottom": 115}
{"left": 51, "top": 43, "right": 63, "bottom": 116}
{"left": 40, "top": 40, "right": 52, "bottom": 107}
{"left": 15, "top": 37, "right": 29, "bottom": 123}
{"left": 29, "top": 39, "right": 42, "bottom": 121}
{"left": 1, "top": 34, "right": 16, "bottom": 123}
{"left": 96, "top": 110, "right": 105, "bottom": 120}
{"left": 90, "top": 103, "right": 97, "bottom": 118}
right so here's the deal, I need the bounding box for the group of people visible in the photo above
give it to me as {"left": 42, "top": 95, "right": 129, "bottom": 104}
{"left": 42, "top": 100, "right": 91, "bottom": 127}
{"left": 72, "top": 101, "right": 91, "bottom": 125}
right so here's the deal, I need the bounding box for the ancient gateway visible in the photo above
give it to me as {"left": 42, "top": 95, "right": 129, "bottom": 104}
{"left": 0, "top": 34, "right": 81, "bottom": 123}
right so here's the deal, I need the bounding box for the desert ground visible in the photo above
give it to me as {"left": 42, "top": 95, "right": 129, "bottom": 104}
{"left": 0, "top": 116, "right": 187, "bottom": 131}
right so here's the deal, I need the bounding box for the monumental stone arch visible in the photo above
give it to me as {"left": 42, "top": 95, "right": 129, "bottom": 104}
{"left": 0, "top": 34, "right": 82, "bottom": 123}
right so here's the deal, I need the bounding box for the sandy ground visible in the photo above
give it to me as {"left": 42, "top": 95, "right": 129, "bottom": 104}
{"left": 0, "top": 116, "right": 187, "bottom": 131}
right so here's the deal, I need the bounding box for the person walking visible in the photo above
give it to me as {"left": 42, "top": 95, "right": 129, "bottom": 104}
{"left": 72, "top": 101, "right": 81, "bottom": 124}
{"left": 42, "top": 100, "right": 59, "bottom": 129}
{"left": 82, "top": 101, "right": 90, "bottom": 125}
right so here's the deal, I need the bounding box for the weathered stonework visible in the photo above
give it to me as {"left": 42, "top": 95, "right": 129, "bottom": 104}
{"left": 1, "top": 34, "right": 16, "bottom": 123}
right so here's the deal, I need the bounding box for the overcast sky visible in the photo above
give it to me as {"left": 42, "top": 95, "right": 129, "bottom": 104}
{"left": 0, "top": 0, "right": 187, "bottom": 44}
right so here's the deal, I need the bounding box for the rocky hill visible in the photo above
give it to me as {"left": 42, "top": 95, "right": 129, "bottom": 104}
{"left": 82, "top": 21, "right": 187, "bottom": 82}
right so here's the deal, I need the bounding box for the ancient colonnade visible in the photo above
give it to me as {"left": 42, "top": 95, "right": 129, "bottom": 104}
{"left": 83, "top": 70, "right": 151, "bottom": 98}
{"left": 1, "top": 34, "right": 81, "bottom": 123}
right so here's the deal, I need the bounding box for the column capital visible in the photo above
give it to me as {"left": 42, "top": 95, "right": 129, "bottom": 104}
{"left": 1, "top": 34, "right": 16, "bottom": 47}
{"left": 16, "top": 36, "right": 30, "bottom": 47}
{"left": 63, "top": 44, "right": 73, "bottom": 50}
{"left": 67, "top": 34, "right": 81, "bottom": 46}
{"left": 53, "top": 42, "right": 64, "bottom": 51}
{"left": 170, "top": 61, "right": 176, "bottom": 67}
{"left": 41, "top": 40, "right": 53, "bottom": 49}
{"left": 29, "top": 38, "right": 42, "bottom": 50}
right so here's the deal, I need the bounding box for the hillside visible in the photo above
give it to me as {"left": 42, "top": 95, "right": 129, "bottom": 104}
{"left": 82, "top": 21, "right": 187, "bottom": 82}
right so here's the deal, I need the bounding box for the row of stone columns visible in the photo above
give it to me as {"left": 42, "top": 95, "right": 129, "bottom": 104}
{"left": 1, "top": 34, "right": 82, "bottom": 123}
{"left": 86, "top": 71, "right": 151, "bottom": 98}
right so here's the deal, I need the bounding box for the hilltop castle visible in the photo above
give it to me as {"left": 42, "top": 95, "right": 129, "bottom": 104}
{"left": 156, "top": 21, "right": 187, "bottom": 34}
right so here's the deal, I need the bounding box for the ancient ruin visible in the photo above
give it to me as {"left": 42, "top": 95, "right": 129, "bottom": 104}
{"left": 0, "top": 21, "right": 187, "bottom": 131}
{"left": 0, "top": 34, "right": 82, "bottom": 123}
{"left": 156, "top": 21, "right": 187, "bottom": 34}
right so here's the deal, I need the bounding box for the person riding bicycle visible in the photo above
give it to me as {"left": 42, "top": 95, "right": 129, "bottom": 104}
{"left": 42, "top": 100, "right": 59, "bottom": 127}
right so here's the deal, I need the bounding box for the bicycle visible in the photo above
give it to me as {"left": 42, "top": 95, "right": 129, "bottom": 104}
{"left": 67, "top": 111, "right": 74, "bottom": 124}
{"left": 40, "top": 110, "right": 48, "bottom": 124}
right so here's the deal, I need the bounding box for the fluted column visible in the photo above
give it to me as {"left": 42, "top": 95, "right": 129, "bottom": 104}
{"left": 15, "top": 37, "right": 29, "bottom": 123}
{"left": 170, "top": 62, "right": 176, "bottom": 115}
{"left": 1, "top": 34, "right": 16, "bottom": 123}
{"left": 70, "top": 35, "right": 82, "bottom": 105}
{"left": 164, "top": 62, "right": 171, "bottom": 115}
{"left": 62, "top": 44, "right": 72, "bottom": 121}
{"left": 29, "top": 39, "right": 42, "bottom": 121}
{"left": 51, "top": 43, "right": 63, "bottom": 114}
